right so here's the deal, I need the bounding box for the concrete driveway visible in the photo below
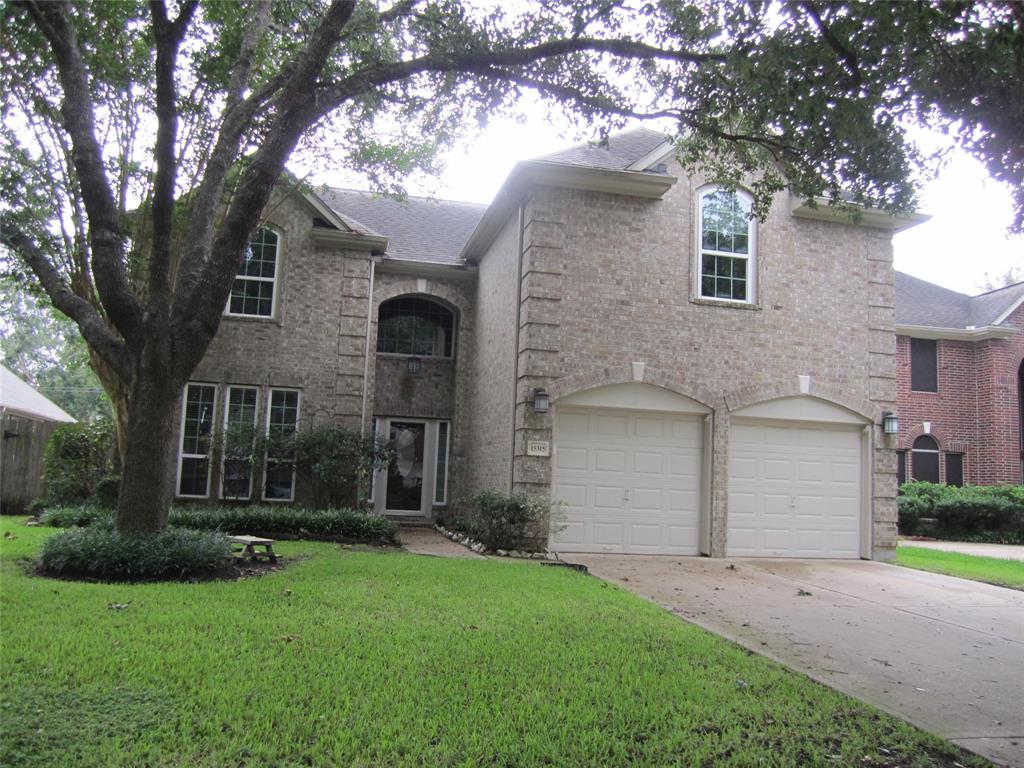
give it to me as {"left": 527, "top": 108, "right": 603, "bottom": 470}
{"left": 565, "top": 555, "right": 1024, "bottom": 767}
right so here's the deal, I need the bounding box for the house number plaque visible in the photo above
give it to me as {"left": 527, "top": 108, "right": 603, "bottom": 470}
{"left": 526, "top": 440, "right": 551, "bottom": 457}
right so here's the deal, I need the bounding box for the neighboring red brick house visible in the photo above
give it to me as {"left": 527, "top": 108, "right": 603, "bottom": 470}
{"left": 895, "top": 272, "right": 1024, "bottom": 486}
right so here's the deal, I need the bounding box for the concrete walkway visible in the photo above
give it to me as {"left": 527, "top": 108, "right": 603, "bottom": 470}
{"left": 399, "top": 526, "right": 485, "bottom": 559}
{"left": 565, "top": 554, "right": 1024, "bottom": 767}
{"left": 900, "top": 539, "right": 1024, "bottom": 561}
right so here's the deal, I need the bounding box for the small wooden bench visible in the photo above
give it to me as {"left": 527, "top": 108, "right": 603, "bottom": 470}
{"left": 228, "top": 535, "right": 278, "bottom": 563}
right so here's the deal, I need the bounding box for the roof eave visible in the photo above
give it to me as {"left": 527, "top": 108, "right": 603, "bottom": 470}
{"left": 310, "top": 227, "right": 389, "bottom": 253}
{"left": 375, "top": 258, "right": 478, "bottom": 280}
{"left": 790, "top": 196, "right": 930, "bottom": 233}
{"left": 894, "top": 323, "right": 1016, "bottom": 341}
{"left": 991, "top": 292, "right": 1024, "bottom": 326}
{"left": 461, "top": 161, "right": 676, "bottom": 262}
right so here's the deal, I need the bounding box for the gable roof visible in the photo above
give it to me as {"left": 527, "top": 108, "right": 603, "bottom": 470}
{"left": 894, "top": 271, "right": 1024, "bottom": 339}
{"left": 0, "top": 365, "right": 76, "bottom": 423}
{"left": 533, "top": 127, "right": 672, "bottom": 171}
{"left": 316, "top": 188, "right": 486, "bottom": 266}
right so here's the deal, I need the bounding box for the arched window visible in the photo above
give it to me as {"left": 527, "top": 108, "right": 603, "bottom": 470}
{"left": 911, "top": 435, "right": 940, "bottom": 483}
{"left": 228, "top": 227, "right": 279, "bottom": 317}
{"left": 698, "top": 187, "right": 755, "bottom": 303}
{"left": 377, "top": 297, "right": 454, "bottom": 358}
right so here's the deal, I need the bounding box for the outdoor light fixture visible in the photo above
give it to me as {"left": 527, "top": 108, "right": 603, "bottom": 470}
{"left": 532, "top": 387, "right": 551, "bottom": 414}
{"left": 406, "top": 356, "right": 422, "bottom": 375}
{"left": 882, "top": 411, "right": 899, "bottom": 435}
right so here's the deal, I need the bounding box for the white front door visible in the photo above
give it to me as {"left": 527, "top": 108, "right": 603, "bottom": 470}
{"left": 550, "top": 407, "right": 703, "bottom": 554}
{"left": 727, "top": 421, "right": 863, "bottom": 558}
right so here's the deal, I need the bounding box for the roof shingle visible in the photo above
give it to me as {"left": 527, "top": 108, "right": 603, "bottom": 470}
{"left": 895, "top": 271, "right": 1024, "bottom": 329}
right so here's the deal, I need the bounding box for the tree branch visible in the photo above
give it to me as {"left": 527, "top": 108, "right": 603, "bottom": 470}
{"left": 794, "top": 1, "right": 862, "bottom": 88}
{"left": 1, "top": 217, "right": 131, "bottom": 382}
{"left": 20, "top": 1, "right": 145, "bottom": 342}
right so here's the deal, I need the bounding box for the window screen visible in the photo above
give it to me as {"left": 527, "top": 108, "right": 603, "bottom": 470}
{"left": 911, "top": 435, "right": 940, "bottom": 483}
{"left": 945, "top": 453, "right": 964, "bottom": 487}
{"left": 910, "top": 338, "right": 937, "bottom": 392}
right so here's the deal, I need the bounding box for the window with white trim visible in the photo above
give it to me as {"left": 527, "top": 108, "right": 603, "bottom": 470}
{"left": 177, "top": 383, "right": 216, "bottom": 497}
{"left": 377, "top": 297, "right": 454, "bottom": 357}
{"left": 228, "top": 228, "right": 279, "bottom": 317}
{"left": 264, "top": 388, "right": 299, "bottom": 501}
{"left": 221, "top": 386, "right": 259, "bottom": 500}
{"left": 697, "top": 188, "right": 755, "bottom": 303}
{"left": 434, "top": 421, "right": 450, "bottom": 505}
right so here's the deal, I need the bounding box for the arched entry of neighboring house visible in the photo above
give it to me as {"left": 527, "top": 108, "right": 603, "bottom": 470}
{"left": 911, "top": 435, "right": 941, "bottom": 483}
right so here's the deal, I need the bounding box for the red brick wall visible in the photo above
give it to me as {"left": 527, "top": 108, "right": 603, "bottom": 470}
{"left": 896, "top": 304, "right": 1024, "bottom": 485}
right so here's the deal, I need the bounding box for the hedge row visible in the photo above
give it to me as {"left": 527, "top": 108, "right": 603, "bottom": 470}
{"left": 898, "top": 481, "right": 1024, "bottom": 544}
{"left": 39, "top": 505, "right": 399, "bottom": 545}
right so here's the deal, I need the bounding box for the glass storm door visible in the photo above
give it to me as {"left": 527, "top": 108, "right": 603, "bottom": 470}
{"left": 387, "top": 421, "right": 425, "bottom": 511}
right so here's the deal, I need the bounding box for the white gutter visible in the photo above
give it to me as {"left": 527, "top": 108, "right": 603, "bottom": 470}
{"left": 374, "top": 258, "right": 478, "bottom": 279}
{"left": 310, "top": 227, "right": 389, "bottom": 252}
{"left": 789, "top": 195, "right": 930, "bottom": 233}
{"left": 894, "top": 323, "right": 1016, "bottom": 341}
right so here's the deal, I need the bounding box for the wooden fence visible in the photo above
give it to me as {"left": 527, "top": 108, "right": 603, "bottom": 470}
{"left": 1, "top": 414, "right": 57, "bottom": 515}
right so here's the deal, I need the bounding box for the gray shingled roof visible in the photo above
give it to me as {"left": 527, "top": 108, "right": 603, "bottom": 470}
{"left": 317, "top": 188, "right": 486, "bottom": 265}
{"left": 532, "top": 127, "right": 670, "bottom": 170}
{"left": 895, "top": 271, "right": 1024, "bottom": 328}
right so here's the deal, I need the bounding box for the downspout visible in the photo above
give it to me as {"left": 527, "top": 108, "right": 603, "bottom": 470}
{"left": 509, "top": 201, "right": 526, "bottom": 493}
{"left": 360, "top": 256, "right": 378, "bottom": 436}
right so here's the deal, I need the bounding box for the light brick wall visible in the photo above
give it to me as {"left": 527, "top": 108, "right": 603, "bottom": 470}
{"left": 506, "top": 166, "right": 898, "bottom": 558}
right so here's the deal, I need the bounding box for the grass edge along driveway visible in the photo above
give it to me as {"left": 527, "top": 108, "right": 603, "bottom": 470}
{"left": 1, "top": 517, "right": 992, "bottom": 768}
{"left": 897, "top": 545, "right": 1024, "bottom": 590}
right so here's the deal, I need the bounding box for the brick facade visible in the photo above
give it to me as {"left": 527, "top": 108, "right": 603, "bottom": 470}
{"left": 896, "top": 306, "right": 1024, "bottom": 485}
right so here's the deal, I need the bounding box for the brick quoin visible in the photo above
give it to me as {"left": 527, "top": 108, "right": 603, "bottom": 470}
{"left": 896, "top": 305, "right": 1024, "bottom": 485}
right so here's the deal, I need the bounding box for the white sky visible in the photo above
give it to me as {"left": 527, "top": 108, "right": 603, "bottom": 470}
{"left": 304, "top": 116, "right": 1022, "bottom": 295}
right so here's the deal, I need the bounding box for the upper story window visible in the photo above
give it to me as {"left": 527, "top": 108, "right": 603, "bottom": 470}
{"left": 228, "top": 227, "right": 279, "bottom": 318}
{"left": 698, "top": 187, "right": 755, "bottom": 303}
{"left": 910, "top": 338, "right": 937, "bottom": 392}
{"left": 377, "top": 297, "right": 454, "bottom": 358}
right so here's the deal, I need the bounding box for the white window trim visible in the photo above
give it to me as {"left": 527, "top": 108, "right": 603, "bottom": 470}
{"left": 225, "top": 226, "right": 281, "bottom": 319}
{"left": 220, "top": 386, "right": 259, "bottom": 501}
{"left": 262, "top": 387, "right": 300, "bottom": 502}
{"left": 433, "top": 420, "right": 451, "bottom": 506}
{"left": 176, "top": 382, "right": 218, "bottom": 499}
{"left": 694, "top": 186, "right": 757, "bottom": 305}
{"left": 375, "top": 298, "right": 457, "bottom": 359}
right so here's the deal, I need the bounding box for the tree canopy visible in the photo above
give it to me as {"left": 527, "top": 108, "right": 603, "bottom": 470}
{"left": 1, "top": 0, "right": 1020, "bottom": 532}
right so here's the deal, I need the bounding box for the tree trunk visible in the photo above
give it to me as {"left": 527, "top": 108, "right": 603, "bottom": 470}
{"left": 115, "top": 362, "right": 180, "bottom": 533}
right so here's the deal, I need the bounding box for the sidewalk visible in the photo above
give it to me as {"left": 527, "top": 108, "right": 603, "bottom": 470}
{"left": 899, "top": 538, "right": 1024, "bottom": 561}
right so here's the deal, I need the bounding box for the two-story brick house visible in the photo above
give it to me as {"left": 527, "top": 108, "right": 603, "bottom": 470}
{"left": 179, "top": 128, "right": 925, "bottom": 560}
{"left": 894, "top": 272, "right": 1024, "bottom": 487}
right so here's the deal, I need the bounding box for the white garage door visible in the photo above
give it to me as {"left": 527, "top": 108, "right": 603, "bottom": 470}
{"left": 550, "top": 407, "right": 702, "bottom": 554}
{"left": 728, "top": 421, "right": 863, "bottom": 558}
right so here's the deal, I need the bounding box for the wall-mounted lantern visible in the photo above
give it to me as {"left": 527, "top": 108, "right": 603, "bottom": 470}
{"left": 407, "top": 356, "right": 422, "bottom": 375}
{"left": 532, "top": 387, "right": 550, "bottom": 414}
{"left": 881, "top": 411, "right": 899, "bottom": 435}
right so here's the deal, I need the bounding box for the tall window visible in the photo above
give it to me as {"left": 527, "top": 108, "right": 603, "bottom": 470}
{"left": 910, "top": 338, "right": 938, "bottom": 392}
{"left": 945, "top": 453, "right": 964, "bottom": 487}
{"left": 911, "top": 435, "right": 940, "bottom": 483}
{"left": 178, "top": 383, "right": 216, "bottom": 497}
{"left": 434, "top": 421, "right": 450, "bottom": 505}
{"left": 377, "top": 297, "right": 454, "bottom": 357}
{"left": 228, "top": 228, "right": 279, "bottom": 317}
{"left": 698, "top": 188, "right": 755, "bottom": 303}
{"left": 221, "top": 386, "right": 259, "bottom": 500}
{"left": 264, "top": 388, "right": 299, "bottom": 501}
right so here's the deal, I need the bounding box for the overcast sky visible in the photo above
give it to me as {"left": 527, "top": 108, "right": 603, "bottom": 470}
{"left": 307, "top": 117, "right": 1021, "bottom": 295}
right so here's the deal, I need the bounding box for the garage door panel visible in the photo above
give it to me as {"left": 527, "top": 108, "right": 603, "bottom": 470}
{"left": 728, "top": 420, "right": 863, "bottom": 559}
{"left": 552, "top": 407, "right": 702, "bottom": 555}
{"left": 559, "top": 412, "right": 590, "bottom": 434}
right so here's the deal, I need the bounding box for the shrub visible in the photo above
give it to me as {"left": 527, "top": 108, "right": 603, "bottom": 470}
{"left": 898, "top": 481, "right": 946, "bottom": 514}
{"left": 39, "top": 505, "right": 112, "bottom": 528}
{"left": 896, "top": 496, "right": 927, "bottom": 535}
{"left": 933, "top": 493, "right": 1024, "bottom": 535}
{"left": 38, "top": 527, "right": 231, "bottom": 581}
{"left": 40, "top": 421, "right": 115, "bottom": 506}
{"left": 169, "top": 505, "right": 399, "bottom": 544}
{"left": 91, "top": 475, "right": 121, "bottom": 509}
{"left": 289, "top": 425, "right": 392, "bottom": 509}
{"left": 462, "top": 490, "right": 550, "bottom": 551}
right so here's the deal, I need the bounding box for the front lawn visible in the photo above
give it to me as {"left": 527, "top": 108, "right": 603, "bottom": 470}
{"left": 897, "top": 545, "right": 1024, "bottom": 590}
{"left": 1, "top": 518, "right": 989, "bottom": 767}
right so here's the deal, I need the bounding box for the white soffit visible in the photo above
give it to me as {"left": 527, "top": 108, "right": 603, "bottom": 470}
{"left": 731, "top": 396, "right": 866, "bottom": 425}
{"left": 557, "top": 382, "right": 710, "bottom": 415}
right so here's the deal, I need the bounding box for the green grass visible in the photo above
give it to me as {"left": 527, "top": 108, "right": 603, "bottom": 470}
{"left": 1, "top": 517, "right": 990, "bottom": 768}
{"left": 897, "top": 545, "right": 1024, "bottom": 590}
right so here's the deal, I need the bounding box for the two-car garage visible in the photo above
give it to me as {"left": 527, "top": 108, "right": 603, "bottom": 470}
{"left": 549, "top": 384, "right": 870, "bottom": 559}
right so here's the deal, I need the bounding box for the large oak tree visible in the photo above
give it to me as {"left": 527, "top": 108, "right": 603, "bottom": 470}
{"left": 1, "top": 0, "right": 1021, "bottom": 533}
